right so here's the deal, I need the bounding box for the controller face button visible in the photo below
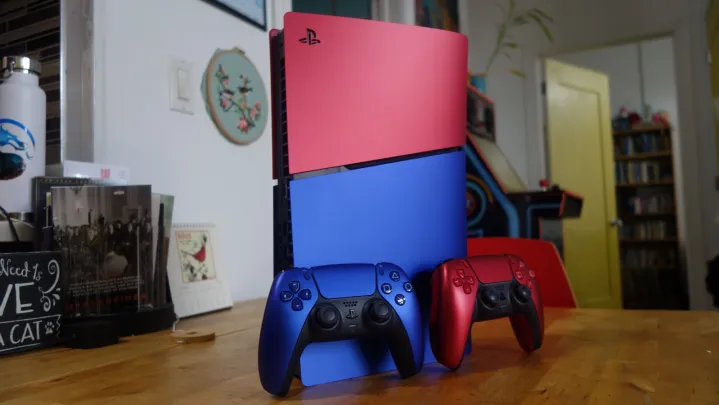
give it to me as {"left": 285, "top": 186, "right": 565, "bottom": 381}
{"left": 280, "top": 291, "right": 293, "bottom": 302}
{"left": 289, "top": 281, "right": 301, "bottom": 293}
{"left": 302, "top": 270, "right": 311, "bottom": 280}
{"left": 381, "top": 283, "right": 392, "bottom": 294}
{"left": 464, "top": 276, "right": 475, "bottom": 285}
{"left": 515, "top": 285, "right": 532, "bottom": 303}
{"left": 403, "top": 282, "right": 413, "bottom": 292}
{"left": 452, "top": 277, "right": 463, "bottom": 287}
{"left": 518, "top": 261, "right": 525, "bottom": 268}
{"left": 389, "top": 271, "right": 401, "bottom": 282}
{"left": 291, "top": 297, "right": 304, "bottom": 311}
{"left": 515, "top": 271, "right": 524, "bottom": 280}
{"left": 395, "top": 294, "right": 406, "bottom": 306}
{"left": 528, "top": 270, "right": 536, "bottom": 278}
{"left": 369, "top": 301, "right": 392, "bottom": 323}
{"left": 298, "top": 289, "right": 312, "bottom": 300}
{"left": 315, "top": 305, "right": 340, "bottom": 329}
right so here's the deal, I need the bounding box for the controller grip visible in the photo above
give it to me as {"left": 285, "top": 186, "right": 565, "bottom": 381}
{"left": 509, "top": 305, "right": 543, "bottom": 353}
{"left": 429, "top": 268, "right": 475, "bottom": 370}
{"left": 386, "top": 322, "right": 422, "bottom": 378}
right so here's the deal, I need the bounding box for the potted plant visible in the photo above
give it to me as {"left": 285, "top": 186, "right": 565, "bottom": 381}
{"left": 470, "top": 0, "right": 554, "bottom": 93}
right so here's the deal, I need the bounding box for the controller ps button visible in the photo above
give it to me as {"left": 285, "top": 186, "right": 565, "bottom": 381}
{"left": 289, "top": 281, "right": 300, "bottom": 293}
{"left": 298, "top": 289, "right": 312, "bottom": 300}
{"left": 452, "top": 277, "right": 463, "bottom": 287}
{"left": 280, "top": 291, "right": 293, "bottom": 302}
{"left": 291, "top": 297, "right": 304, "bottom": 311}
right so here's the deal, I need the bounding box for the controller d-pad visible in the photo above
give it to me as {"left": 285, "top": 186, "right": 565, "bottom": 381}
{"left": 298, "top": 289, "right": 312, "bottom": 300}
{"left": 381, "top": 283, "right": 392, "bottom": 294}
{"left": 280, "top": 291, "right": 293, "bottom": 302}
{"left": 389, "top": 271, "right": 401, "bottom": 282}
{"left": 463, "top": 284, "right": 472, "bottom": 294}
{"left": 289, "top": 281, "right": 300, "bottom": 293}
{"left": 464, "top": 276, "right": 475, "bottom": 285}
{"left": 291, "top": 297, "right": 303, "bottom": 311}
{"left": 452, "top": 277, "right": 463, "bottom": 287}
{"left": 395, "top": 294, "right": 406, "bottom": 306}
{"left": 456, "top": 269, "right": 465, "bottom": 278}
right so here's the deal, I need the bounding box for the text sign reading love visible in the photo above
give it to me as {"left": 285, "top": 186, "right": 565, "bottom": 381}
{"left": 0, "top": 251, "right": 64, "bottom": 355}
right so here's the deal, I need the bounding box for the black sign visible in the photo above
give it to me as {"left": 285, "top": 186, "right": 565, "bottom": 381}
{"left": 0, "top": 251, "right": 64, "bottom": 355}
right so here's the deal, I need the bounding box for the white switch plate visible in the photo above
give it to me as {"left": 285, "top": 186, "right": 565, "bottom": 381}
{"left": 169, "top": 56, "right": 194, "bottom": 115}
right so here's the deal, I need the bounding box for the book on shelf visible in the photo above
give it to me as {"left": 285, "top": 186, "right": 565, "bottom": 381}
{"left": 615, "top": 161, "right": 668, "bottom": 184}
{"left": 618, "top": 220, "right": 674, "bottom": 240}
{"left": 614, "top": 130, "right": 669, "bottom": 156}
{"left": 621, "top": 247, "right": 677, "bottom": 269}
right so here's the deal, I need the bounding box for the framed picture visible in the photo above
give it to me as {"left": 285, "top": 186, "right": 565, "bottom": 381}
{"left": 201, "top": 0, "right": 267, "bottom": 31}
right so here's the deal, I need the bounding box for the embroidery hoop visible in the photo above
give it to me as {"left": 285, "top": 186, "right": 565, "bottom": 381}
{"left": 202, "top": 47, "right": 268, "bottom": 145}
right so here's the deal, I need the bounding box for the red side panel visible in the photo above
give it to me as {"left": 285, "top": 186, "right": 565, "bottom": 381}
{"left": 467, "top": 237, "right": 577, "bottom": 308}
{"left": 283, "top": 12, "right": 468, "bottom": 174}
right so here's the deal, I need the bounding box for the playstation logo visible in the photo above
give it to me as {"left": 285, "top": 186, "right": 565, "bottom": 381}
{"left": 299, "top": 28, "right": 321, "bottom": 45}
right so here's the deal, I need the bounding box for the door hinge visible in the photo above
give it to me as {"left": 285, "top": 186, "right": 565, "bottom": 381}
{"left": 708, "top": 50, "right": 712, "bottom": 65}
{"left": 541, "top": 81, "right": 546, "bottom": 95}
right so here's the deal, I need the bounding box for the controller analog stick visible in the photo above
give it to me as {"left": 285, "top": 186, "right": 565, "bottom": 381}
{"left": 481, "top": 289, "right": 500, "bottom": 308}
{"left": 315, "top": 306, "right": 340, "bottom": 329}
{"left": 515, "top": 284, "right": 532, "bottom": 303}
{"left": 368, "top": 301, "right": 392, "bottom": 324}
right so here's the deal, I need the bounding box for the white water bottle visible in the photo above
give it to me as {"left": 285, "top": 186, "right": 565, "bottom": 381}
{"left": 0, "top": 56, "right": 46, "bottom": 213}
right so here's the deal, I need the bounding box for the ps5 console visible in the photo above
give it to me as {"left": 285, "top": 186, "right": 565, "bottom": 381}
{"left": 270, "top": 12, "right": 468, "bottom": 387}
{"left": 429, "top": 255, "right": 544, "bottom": 370}
{"left": 258, "top": 263, "right": 423, "bottom": 397}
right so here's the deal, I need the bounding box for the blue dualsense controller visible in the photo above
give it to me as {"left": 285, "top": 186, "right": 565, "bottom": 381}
{"left": 258, "top": 263, "right": 424, "bottom": 396}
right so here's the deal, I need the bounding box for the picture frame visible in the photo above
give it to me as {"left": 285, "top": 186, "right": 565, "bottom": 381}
{"left": 201, "top": 0, "right": 267, "bottom": 31}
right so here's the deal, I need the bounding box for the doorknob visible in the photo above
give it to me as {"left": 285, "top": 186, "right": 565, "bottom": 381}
{"left": 609, "top": 218, "right": 623, "bottom": 227}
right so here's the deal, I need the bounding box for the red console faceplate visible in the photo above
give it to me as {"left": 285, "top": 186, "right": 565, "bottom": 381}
{"left": 283, "top": 12, "right": 468, "bottom": 174}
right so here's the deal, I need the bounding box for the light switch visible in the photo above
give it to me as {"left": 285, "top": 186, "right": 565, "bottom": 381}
{"left": 177, "top": 68, "right": 190, "bottom": 100}
{"left": 169, "top": 56, "right": 194, "bottom": 115}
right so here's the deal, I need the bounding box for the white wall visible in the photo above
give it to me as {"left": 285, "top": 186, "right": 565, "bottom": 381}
{"left": 92, "top": 0, "right": 291, "bottom": 302}
{"left": 463, "top": 0, "right": 717, "bottom": 309}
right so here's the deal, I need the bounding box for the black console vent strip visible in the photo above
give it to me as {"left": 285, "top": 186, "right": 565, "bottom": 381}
{"left": 273, "top": 31, "right": 294, "bottom": 276}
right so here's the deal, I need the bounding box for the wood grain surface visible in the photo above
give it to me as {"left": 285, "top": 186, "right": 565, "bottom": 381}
{"left": 1, "top": 299, "right": 718, "bottom": 405}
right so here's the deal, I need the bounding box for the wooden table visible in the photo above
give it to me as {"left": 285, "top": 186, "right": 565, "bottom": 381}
{"left": 1, "top": 300, "right": 718, "bottom": 405}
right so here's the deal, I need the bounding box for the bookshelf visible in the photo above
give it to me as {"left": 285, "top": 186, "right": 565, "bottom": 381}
{"left": 612, "top": 125, "right": 688, "bottom": 310}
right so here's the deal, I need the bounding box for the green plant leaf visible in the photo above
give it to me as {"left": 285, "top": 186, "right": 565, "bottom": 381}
{"left": 503, "top": 42, "right": 518, "bottom": 49}
{"left": 512, "top": 15, "right": 529, "bottom": 25}
{"left": 508, "top": 0, "right": 516, "bottom": 13}
{"left": 527, "top": 12, "right": 554, "bottom": 42}
{"left": 530, "top": 8, "right": 553, "bottom": 23}
{"left": 508, "top": 68, "right": 525, "bottom": 78}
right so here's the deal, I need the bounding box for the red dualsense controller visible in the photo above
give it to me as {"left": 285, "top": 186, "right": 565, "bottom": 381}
{"left": 429, "top": 255, "right": 544, "bottom": 370}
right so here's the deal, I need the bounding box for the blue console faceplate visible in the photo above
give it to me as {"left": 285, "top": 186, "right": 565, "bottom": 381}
{"left": 312, "top": 263, "right": 377, "bottom": 298}
{"left": 290, "top": 151, "right": 467, "bottom": 386}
